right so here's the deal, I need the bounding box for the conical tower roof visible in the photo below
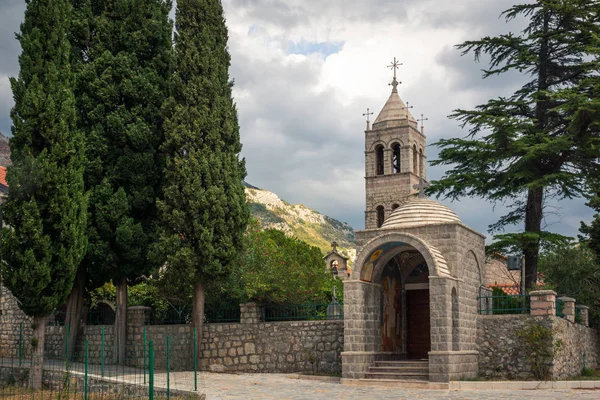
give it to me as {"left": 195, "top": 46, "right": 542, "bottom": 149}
{"left": 372, "top": 76, "right": 416, "bottom": 129}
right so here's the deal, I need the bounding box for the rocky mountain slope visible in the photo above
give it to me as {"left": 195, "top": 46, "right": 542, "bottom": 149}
{"left": 244, "top": 183, "right": 356, "bottom": 263}
{"left": 0, "top": 133, "right": 11, "bottom": 166}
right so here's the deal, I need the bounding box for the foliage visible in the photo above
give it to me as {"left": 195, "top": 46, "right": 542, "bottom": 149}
{"left": 490, "top": 287, "right": 529, "bottom": 314}
{"left": 515, "top": 320, "right": 563, "bottom": 380}
{"left": 428, "top": 0, "right": 600, "bottom": 289}
{"left": 72, "top": 0, "right": 172, "bottom": 286}
{"left": 1, "top": 0, "right": 87, "bottom": 317}
{"left": 226, "top": 223, "right": 341, "bottom": 304}
{"left": 581, "top": 183, "right": 600, "bottom": 261}
{"left": 151, "top": 0, "right": 249, "bottom": 292}
{"left": 538, "top": 242, "right": 600, "bottom": 325}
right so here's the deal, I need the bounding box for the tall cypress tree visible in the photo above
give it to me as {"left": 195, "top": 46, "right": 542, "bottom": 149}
{"left": 429, "top": 0, "right": 600, "bottom": 288}
{"left": 1, "top": 0, "right": 87, "bottom": 388}
{"left": 68, "top": 0, "right": 172, "bottom": 363}
{"left": 154, "top": 0, "right": 249, "bottom": 356}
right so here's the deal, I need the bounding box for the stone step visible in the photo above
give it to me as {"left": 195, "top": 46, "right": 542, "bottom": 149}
{"left": 348, "top": 379, "right": 448, "bottom": 389}
{"left": 373, "top": 361, "right": 428, "bottom": 368}
{"left": 368, "top": 366, "right": 429, "bottom": 374}
{"left": 364, "top": 372, "right": 429, "bottom": 381}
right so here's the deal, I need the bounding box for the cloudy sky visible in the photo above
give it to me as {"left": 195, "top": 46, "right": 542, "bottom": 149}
{"left": 0, "top": 0, "right": 594, "bottom": 242}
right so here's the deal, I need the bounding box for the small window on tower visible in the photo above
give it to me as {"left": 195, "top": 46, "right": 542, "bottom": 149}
{"left": 376, "top": 145, "right": 384, "bottom": 175}
{"left": 419, "top": 148, "right": 424, "bottom": 177}
{"left": 392, "top": 143, "right": 401, "bottom": 173}
{"left": 376, "top": 205, "right": 385, "bottom": 228}
{"left": 392, "top": 203, "right": 399, "bottom": 210}
{"left": 413, "top": 145, "right": 418, "bottom": 175}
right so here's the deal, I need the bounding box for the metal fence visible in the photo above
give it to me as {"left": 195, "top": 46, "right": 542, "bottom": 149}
{"left": 263, "top": 302, "right": 343, "bottom": 321}
{"left": 477, "top": 294, "right": 531, "bottom": 315}
{"left": 0, "top": 324, "right": 202, "bottom": 399}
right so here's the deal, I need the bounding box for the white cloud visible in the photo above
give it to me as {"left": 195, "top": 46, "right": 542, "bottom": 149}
{"left": 0, "top": 0, "right": 593, "bottom": 241}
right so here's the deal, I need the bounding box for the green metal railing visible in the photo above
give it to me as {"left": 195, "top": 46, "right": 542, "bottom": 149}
{"left": 205, "top": 306, "right": 241, "bottom": 323}
{"left": 264, "top": 302, "right": 344, "bottom": 321}
{"left": 556, "top": 298, "right": 565, "bottom": 317}
{"left": 477, "top": 294, "right": 531, "bottom": 315}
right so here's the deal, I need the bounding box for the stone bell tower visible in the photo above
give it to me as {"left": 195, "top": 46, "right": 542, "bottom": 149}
{"left": 364, "top": 58, "right": 428, "bottom": 229}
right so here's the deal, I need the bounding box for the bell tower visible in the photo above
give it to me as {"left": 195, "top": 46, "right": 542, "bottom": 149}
{"left": 364, "top": 58, "right": 428, "bottom": 229}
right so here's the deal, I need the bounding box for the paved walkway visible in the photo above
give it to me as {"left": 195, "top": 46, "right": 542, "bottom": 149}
{"left": 186, "top": 372, "right": 600, "bottom": 399}
{"left": 3, "top": 359, "right": 600, "bottom": 399}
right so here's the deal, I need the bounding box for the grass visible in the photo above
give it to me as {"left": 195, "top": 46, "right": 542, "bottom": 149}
{"left": 570, "top": 368, "right": 600, "bottom": 380}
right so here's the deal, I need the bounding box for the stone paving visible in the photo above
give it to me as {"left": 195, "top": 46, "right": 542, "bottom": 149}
{"left": 3, "top": 358, "right": 600, "bottom": 399}
{"left": 185, "top": 372, "right": 600, "bottom": 399}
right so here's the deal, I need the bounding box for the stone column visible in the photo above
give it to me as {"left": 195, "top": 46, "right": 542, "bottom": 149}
{"left": 576, "top": 305, "right": 590, "bottom": 327}
{"left": 383, "top": 148, "right": 393, "bottom": 175}
{"left": 127, "top": 306, "right": 150, "bottom": 367}
{"left": 341, "top": 280, "right": 381, "bottom": 380}
{"left": 530, "top": 290, "right": 556, "bottom": 316}
{"left": 558, "top": 296, "right": 575, "bottom": 323}
{"left": 240, "top": 303, "right": 260, "bottom": 324}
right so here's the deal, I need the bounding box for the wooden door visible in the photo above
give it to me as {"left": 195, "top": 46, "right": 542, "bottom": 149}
{"left": 406, "top": 289, "right": 430, "bottom": 359}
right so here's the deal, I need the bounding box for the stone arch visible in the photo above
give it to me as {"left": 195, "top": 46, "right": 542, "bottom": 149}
{"left": 353, "top": 232, "right": 449, "bottom": 281}
{"left": 386, "top": 138, "right": 404, "bottom": 148}
{"left": 369, "top": 140, "right": 386, "bottom": 151}
{"left": 458, "top": 249, "right": 483, "bottom": 284}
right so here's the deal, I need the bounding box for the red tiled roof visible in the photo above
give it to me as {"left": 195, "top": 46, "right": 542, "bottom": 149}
{"left": 0, "top": 166, "right": 6, "bottom": 186}
{"left": 488, "top": 283, "right": 520, "bottom": 295}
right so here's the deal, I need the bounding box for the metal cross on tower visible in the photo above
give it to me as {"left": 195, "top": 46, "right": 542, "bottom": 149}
{"left": 388, "top": 57, "right": 403, "bottom": 80}
{"left": 388, "top": 57, "right": 403, "bottom": 92}
{"left": 413, "top": 176, "right": 430, "bottom": 199}
{"left": 363, "top": 108, "right": 374, "bottom": 130}
{"left": 417, "top": 113, "right": 429, "bottom": 134}
{"left": 401, "top": 101, "right": 414, "bottom": 111}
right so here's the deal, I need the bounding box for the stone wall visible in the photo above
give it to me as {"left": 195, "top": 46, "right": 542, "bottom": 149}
{"left": 1, "top": 302, "right": 343, "bottom": 375}
{"left": 477, "top": 315, "right": 600, "bottom": 380}
{"left": 553, "top": 317, "right": 599, "bottom": 379}
{"left": 0, "top": 284, "right": 33, "bottom": 357}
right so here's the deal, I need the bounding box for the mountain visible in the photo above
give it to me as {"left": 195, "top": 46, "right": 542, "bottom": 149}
{"left": 0, "top": 133, "right": 10, "bottom": 166}
{"left": 244, "top": 182, "right": 356, "bottom": 264}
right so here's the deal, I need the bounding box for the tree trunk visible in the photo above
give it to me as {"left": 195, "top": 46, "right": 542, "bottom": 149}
{"left": 30, "top": 315, "right": 47, "bottom": 390}
{"left": 63, "top": 269, "right": 85, "bottom": 361}
{"left": 115, "top": 277, "right": 127, "bottom": 365}
{"left": 524, "top": 186, "right": 544, "bottom": 289}
{"left": 191, "top": 281, "right": 205, "bottom": 362}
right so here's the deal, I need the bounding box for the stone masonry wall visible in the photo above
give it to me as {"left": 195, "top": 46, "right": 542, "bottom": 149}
{"left": 477, "top": 315, "right": 600, "bottom": 380}
{"left": 553, "top": 317, "right": 600, "bottom": 379}
{"left": 0, "top": 284, "right": 33, "bottom": 357}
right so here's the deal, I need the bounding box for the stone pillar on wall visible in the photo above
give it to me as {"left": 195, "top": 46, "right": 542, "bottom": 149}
{"left": 128, "top": 306, "right": 150, "bottom": 328}
{"left": 558, "top": 296, "right": 575, "bottom": 323}
{"left": 341, "top": 280, "right": 381, "bottom": 380}
{"left": 240, "top": 303, "right": 261, "bottom": 324}
{"left": 126, "top": 306, "right": 150, "bottom": 367}
{"left": 576, "top": 305, "right": 590, "bottom": 327}
{"left": 530, "top": 290, "right": 556, "bottom": 316}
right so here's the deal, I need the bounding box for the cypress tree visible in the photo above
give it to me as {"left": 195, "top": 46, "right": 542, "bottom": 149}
{"left": 67, "top": 0, "right": 172, "bottom": 363}
{"left": 154, "top": 0, "right": 249, "bottom": 356}
{"left": 429, "top": 0, "right": 600, "bottom": 288}
{"left": 1, "top": 0, "right": 87, "bottom": 388}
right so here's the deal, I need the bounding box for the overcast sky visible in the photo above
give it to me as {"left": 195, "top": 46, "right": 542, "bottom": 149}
{"left": 0, "top": 0, "right": 594, "bottom": 242}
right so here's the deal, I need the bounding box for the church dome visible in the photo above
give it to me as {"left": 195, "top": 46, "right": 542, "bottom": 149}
{"left": 381, "top": 199, "right": 461, "bottom": 229}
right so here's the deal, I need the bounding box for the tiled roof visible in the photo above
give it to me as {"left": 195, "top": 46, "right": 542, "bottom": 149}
{"left": 0, "top": 166, "right": 6, "bottom": 186}
{"left": 488, "top": 283, "right": 520, "bottom": 295}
